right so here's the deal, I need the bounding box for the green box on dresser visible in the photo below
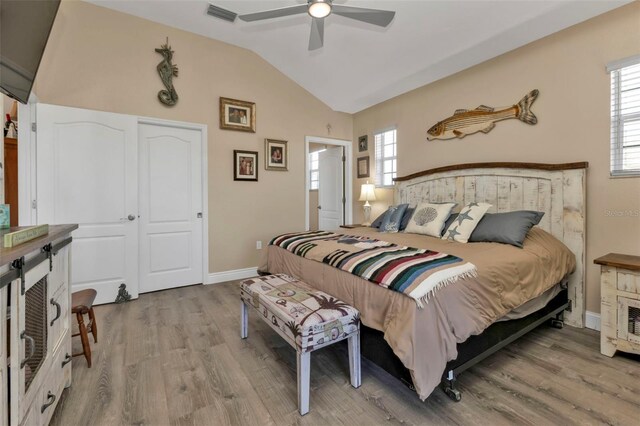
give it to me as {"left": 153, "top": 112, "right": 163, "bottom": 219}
{"left": 0, "top": 205, "right": 9, "bottom": 229}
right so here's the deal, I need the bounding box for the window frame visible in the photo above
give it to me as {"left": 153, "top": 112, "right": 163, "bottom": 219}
{"left": 374, "top": 127, "right": 397, "bottom": 188}
{"left": 609, "top": 56, "right": 640, "bottom": 177}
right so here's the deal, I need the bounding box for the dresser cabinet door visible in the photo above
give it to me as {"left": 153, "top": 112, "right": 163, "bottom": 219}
{"left": 48, "top": 246, "right": 71, "bottom": 355}
{"left": 48, "top": 284, "right": 70, "bottom": 355}
{"left": 618, "top": 296, "right": 640, "bottom": 344}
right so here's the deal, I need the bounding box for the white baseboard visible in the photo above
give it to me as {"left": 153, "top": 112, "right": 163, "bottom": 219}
{"left": 585, "top": 310, "right": 601, "bottom": 331}
{"left": 207, "top": 267, "right": 258, "bottom": 284}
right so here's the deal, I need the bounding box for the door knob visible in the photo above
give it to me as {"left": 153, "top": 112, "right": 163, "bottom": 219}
{"left": 127, "top": 214, "right": 136, "bottom": 221}
{"left": 318, "top": 205, "right": 322, "bottom": 210}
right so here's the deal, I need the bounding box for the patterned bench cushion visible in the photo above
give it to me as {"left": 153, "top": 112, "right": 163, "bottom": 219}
{"left": 240, "top": 274, "right": 360, "bottom": 353}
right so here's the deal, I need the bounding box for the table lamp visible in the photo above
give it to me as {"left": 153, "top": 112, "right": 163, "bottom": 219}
{"left": 359, "top": 182, "right": 376, "bottom": 226}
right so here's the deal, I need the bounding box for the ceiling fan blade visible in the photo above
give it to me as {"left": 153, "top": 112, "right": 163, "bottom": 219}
{"left": 238, "top": 4, "right": 308, "bottom": 22}
{"left": 309, "top": 18, "right": 325, "bottom": 51}
{"left": 332, "top": 5, "right": 395, "bottom": 27}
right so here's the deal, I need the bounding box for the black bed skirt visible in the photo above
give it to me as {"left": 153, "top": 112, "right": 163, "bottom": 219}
{"left": 359, "top": 288, "right": 569, "bottom": 392}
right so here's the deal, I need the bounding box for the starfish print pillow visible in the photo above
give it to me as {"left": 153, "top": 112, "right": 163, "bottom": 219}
{"left": 442, "top": 202, "right": 492, "bottom": 243}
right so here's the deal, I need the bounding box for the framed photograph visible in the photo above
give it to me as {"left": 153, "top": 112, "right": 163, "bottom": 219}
{"left": 234, "top": 150, "right": 258, "bottom": 181}
{"left": 265, "top": 139, "right": 288, "bottom": 171}
{"left": 358, "top": 135, "right": 368, "bottom": 152}
{"left": 357, "top": 156, "right": 370, "bottom": 178}
{"left": 220, "top": 97, "right": 256, "bottom": 132}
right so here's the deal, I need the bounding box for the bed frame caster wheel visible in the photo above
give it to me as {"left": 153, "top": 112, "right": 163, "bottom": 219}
{"left": 443, "top": 386, "right": 461, "bottom": 402}
{"left": 550, "top": 319, "right": 564, "bottom": 329}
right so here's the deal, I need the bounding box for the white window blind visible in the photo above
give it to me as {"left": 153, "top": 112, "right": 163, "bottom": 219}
{"left": 610, "top": 58, "right": 640, "bottom": 176}
{"left": 309, "top": 150, "right": 319, "bottom": 190}
{"left": 374, "top": 128, "right": 397, "bottom": 187}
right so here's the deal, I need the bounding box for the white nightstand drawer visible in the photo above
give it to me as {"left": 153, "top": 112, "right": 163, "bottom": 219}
{"left": 618, "top": 270, "right": 640, "bottom": 294}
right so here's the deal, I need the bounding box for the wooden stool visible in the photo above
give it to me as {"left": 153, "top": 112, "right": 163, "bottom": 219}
{"left": 71, "top": 289, "right": 98, "bottom": 367}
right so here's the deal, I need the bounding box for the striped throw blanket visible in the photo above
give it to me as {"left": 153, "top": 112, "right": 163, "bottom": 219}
{"left": 270, "top": 231, "right": 477, "bottom": 307}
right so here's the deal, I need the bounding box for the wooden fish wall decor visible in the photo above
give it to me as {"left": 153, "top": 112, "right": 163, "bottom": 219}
{"left": 426, "top": 89, "right": 539, "bottom": 141}
{"left": 155, "top": 38, "right": 179, "bottom": 106}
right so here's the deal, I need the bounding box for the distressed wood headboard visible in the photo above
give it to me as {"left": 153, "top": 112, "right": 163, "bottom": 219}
{"left": 394, "top": 162, "right": 588, "bottom": 328}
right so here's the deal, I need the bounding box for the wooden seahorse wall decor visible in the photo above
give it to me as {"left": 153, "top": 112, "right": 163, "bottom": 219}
{"left": 426, "top": 90, "right": 539, "bottom": 141}
{"left": 155, "top": 38, "right": 179, "bottom": 106}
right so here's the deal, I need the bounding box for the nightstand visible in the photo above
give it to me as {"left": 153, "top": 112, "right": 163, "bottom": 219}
{"left": 340, "top": 224, "right": 366, "bottom": 229}
{"left": 594, "top": 253, "right": 640, "bottom": 357}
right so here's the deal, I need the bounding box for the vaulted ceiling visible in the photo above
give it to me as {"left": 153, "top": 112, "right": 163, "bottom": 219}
{"left": 88, "top": 0, "right": 632, "bottom": 113}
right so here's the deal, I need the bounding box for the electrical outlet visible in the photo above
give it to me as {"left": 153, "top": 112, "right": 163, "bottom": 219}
{"left": 256, "top": 240, "right": 262, "bottom": 250}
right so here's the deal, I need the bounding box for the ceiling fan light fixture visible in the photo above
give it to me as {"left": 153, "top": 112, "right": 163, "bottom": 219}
{"left": 308, "top": 0, "right": 331, "bottom": 19}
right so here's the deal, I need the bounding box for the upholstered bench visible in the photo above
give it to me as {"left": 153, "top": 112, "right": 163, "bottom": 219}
{"left": 240, "top": 274, "right": 361, "bottom": 415}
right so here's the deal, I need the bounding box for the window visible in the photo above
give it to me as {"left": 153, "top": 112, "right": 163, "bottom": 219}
{"left": 375, "top": 128, "right": 397, "bottom": 187}
{"left": 610, "top": 56, "right": 640, "bottom": 176}
{"left": 309, "top": 150, "right": 319, "bottom": 190}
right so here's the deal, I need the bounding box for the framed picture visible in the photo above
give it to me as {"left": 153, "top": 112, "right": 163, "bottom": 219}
{"left": 357, "top": 156, "right": 370, "bottom": 178}
{"left": 358, "top": 135, "right": 368, "bottom": 152}
{"left": 265, "top": 139, "right": 288, "bottom": 171}
{"left": 234, "top": 150, "right": 258, "bottom": 181}
{"left": 220, "top": 97, "right": 256, "bottom": 132}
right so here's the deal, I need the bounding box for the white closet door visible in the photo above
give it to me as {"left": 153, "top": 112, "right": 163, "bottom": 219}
{"left": 318, "top": 146, "right": 344, "bottom": 230}
{"left": 138, "top": 123, "right": 203, "bottom": 293}
{"left": 36, "top": 104, "right": 139, "bottom": 304}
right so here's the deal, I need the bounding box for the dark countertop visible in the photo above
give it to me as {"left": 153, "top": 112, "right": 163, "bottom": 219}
{"left": 594, "top": 253, "right": 640, "bottom": 272}
{"left": 0, "top": 224, "right": 78, "bottom": 267}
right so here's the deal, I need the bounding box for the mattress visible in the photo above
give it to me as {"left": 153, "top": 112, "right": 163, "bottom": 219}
{"left": 259, "top": 226, "right": 575, "bottom": 400}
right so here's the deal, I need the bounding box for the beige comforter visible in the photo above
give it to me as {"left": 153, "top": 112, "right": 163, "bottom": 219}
{"left": 259, "top": 227, "right": 575, "bottom": 400}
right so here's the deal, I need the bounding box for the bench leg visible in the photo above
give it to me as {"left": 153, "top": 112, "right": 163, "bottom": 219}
{"left": 297, "top": 351, "right": 310, "bottom": 415}
{"left": 348, "top": 331, "right": 361, "bottom": 388}
{"left": 240, "top": 301, "right": 248, "bottom": 339}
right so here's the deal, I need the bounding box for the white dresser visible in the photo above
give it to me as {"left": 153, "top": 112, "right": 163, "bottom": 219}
{"left": 0, "top": 224, "right": 77, "bottom": 426}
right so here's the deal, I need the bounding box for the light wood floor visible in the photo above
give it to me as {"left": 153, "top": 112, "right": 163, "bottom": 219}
{"left": 51, "top": 281, "right": 640, "bottom": 426}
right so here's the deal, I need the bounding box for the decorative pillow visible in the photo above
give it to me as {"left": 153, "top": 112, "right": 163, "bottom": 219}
{"left": 399, "top": 206, "right": 416, "bottom": 231}
{"left": 442, "top": 202, "right": 492, "bottom": 243}
{"left": 469, "top": 211, "right": 544, "bottom": 248}
{"left": 441, "top": 213, "right": 458, "bottom": 236}
{"left": 370, "top": 211, "right": 387, "bottom": 228}
{"left": 404, "top": 202, "right": 456, "bottom": 237}
{"left": 379, "top": 204, "right": 409, "bottom": 233}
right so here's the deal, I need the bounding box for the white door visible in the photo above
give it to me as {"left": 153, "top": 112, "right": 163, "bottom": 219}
{"left": 318, "top": 146, "right": 344, "bottom": 230}
{"left": 138, "top": 123, "right": 203, "bottom": 293}
{"left": 36, "top": 104, "right": 139, "bottom": 304}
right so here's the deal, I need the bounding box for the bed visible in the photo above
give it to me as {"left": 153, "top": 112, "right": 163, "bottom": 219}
{"left": 259, "top": 162, "right": 588, "bottom": 401}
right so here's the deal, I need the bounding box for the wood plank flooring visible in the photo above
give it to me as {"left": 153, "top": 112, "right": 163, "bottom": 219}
{"left": 51, "top": 281, "right": 640, "bottom": 425}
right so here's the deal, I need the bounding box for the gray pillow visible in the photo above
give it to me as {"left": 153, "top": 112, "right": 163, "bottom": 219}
{"left": 379, "top": 204, "right": 409, "bottom": 233}
{"left": 469, "top": 211, "right": 544, "bottom": 248}
{"left": 371, "top": 211, "right": 387, "bottom": 228}
{"left": 399, "top": 207, "right": 415, "bottom": 231}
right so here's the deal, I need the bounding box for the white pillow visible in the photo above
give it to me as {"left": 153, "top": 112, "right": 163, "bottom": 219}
{"left": 404, "top": 202, "right": 456, "bottom": 237}
{"left": 442, "top": 202, "right": 492, "bottom": 243}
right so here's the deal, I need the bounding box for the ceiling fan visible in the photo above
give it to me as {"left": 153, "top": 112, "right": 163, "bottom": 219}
{"left": 237, "top": 0, "right": 396, "bottom": 51}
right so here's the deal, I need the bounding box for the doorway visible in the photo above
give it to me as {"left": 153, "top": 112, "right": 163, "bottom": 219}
{"left": 305, "top": 136, "right": 353, "bottom": 231}
{"left": 2, "top": 95, "right": 18, "bottom": 227}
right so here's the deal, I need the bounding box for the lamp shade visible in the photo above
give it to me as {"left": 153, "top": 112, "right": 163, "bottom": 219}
{"left": 359, "top": 183, "right": 376, "bottom": 202}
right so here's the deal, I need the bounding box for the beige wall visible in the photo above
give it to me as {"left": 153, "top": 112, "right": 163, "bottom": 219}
{"left": 309, "top": 191, "right": 319, "bottom": 230}
{"left": 353, "top": 2, "right": 640, "bottom": 314}
{"left": 34, "top": 1, "right": 352, "bottom": 273}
